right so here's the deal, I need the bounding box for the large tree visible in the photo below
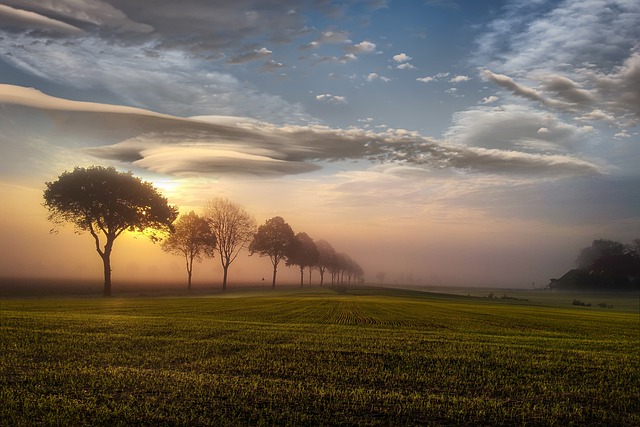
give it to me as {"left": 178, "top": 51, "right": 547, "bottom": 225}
{"left": 287, "top": 232, "right": 319, "bottom": 287}
{"left": 161, "top": 211, "right": 215, "bottom": 291}
{"left": 43, "top": 166, "right": 178, "bottom": 296}
{"left": 249, "top": 216, "right": 295, "bottom": 288}
{"left": 203, "top": 198, "right": 256, "bottom": 291}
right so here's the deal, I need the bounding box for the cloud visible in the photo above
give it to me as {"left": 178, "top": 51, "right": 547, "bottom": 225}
{"left": 481, "top": 96, "right": 499, "bottom": 104}
{"left": 0, "top": 4, "right": 85, "bottom": 35}
{"left": 481, "top": 69, "right": 546, "bottom": 104}
{"left": 1, "top": 85, "right": 603, "bottom": 178}
{"left": 474, "top": 0, "right": 640, "bottom": 131}
{"left": 540, "top": 75, "right": 595, "bottom": 104}
{"left": 449, "top": 75, "right": 470, "bottom": 83}
{"left": 311, "top": 54, "right": 357, "bottom": 65}
{"left": 0, "top": 0, "right": 311, "bottom": 59}
{"left": 444, "top": 103, "right": 591, "bottom": 154}
{"left": 592, "top": 52, "right": 640, "bottom": 120}
{"left": 366, "top": 73, "right": 390, "bottom": 82}
{"left": 345, "top": 40, "right": 377, "bottom": 54}
{"left": 0, "top": 0, "right": 153, "bottom": 36}
{"left": 318, "top": 30, "right": 351, "bottom": 44}
{"left": 315, "top": 94, "right": 348, "bottom": 104}
{"left": 228, "top": 47, "right": 273, "bottom": 64}
{"left": 396, "top": 63, "right": 416, "bottom": 70}
{"left": 416, "top": 72, "right": 449, "bottom": 82}
{"left": 261, "top": 60, "right": 285, "bottom": 72}
{"left": 475, "top": 0, "right": 640, "bottom": 76}
{"left": 392, "top": 53, "right": 412, "bottom": 63}
{"left": 299, "top": 30, "right": 351, "bottom": 50}
{"left": 0, "top": 37, "right": 310, "bottom": 123}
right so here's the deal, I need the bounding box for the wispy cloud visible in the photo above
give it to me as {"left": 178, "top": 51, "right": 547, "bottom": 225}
{"left": 315, "top": 94, "right": 348, "bottom": 104}
{"left": 396, "top": 63, "right": 416, "bottom": 70}
{"left": 449, "top": 75, "right": 470, "bottom": 83}
{"left": 228, "top": 47, "right": 273, "bottom": 64}
{"left": 0, "top": 4, "right": 86, "bottom": 35}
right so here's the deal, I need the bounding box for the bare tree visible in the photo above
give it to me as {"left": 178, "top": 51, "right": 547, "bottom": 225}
{"left": 287, "top": 232, "right": 319, "bottom": 287}
{"left": 249, "top": 216, "right": 295, "bottom": 288}
{"left": 43, "top": 166, "right": 178, "bottom": 296}
{"left": 203, "top": 198, "right": 256, "bottom": 291}
{"left": 161, "top": 211, "right": 215, "bottom": 291}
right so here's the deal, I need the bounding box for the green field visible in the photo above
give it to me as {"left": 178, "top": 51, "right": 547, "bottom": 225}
{"left": 1, "top": 287, "right": 638, "bottom": 426}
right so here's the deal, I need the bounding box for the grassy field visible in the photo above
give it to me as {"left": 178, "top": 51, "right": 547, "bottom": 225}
{"left": 1, "top": 286, "right": 638, "bottom": 426}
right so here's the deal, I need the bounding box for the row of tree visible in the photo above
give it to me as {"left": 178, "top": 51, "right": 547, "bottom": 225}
{"left": 43, "top": 166, "right": 364, "bottom": 296}
{"left": 163, "top": 209, "right": 364, "bottom": 291}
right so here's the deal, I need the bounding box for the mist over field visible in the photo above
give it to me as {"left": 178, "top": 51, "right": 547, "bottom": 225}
{"left": 1, "top": 1, "right": 639, "bottom": 292}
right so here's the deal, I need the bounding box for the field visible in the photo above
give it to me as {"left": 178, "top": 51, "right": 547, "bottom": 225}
{"left": 1, "top": 286, "right": 638, "bottom": 426}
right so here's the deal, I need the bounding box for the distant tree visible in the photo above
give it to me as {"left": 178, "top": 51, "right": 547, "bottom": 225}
{"left": 376, "top": 271, "right": 386, "bottom": 284}
{"left": 576, "top": 239, "right": 626, "bottom": 270}
{"left": 161, "top": 211, "right": 215, "bottom": 291}
{"left": 570, "top": 238, "right": 640, "bottom": 290}
{"left": 203, "top": 198, "right": 256, "bottom": 291}
{"left": 43, "top": 166, "right": 178, "bottom": 297}
{"left": 315, "top": 239, "right": 336, "bottom": 286}
{"left": 249, "top": 216, "right": 295, "bottom": 288}
{"left": 287, "top": 232, "right": 319, "bottom": 287}
{"left": 330, "top": 252, "right": 352, "bottom": 285}
{"left": 350, "top": 260, "right": 365, "bottom": 284}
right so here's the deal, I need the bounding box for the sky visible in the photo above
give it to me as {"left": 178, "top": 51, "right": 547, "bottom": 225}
{"left": 0, "top": 0, "right": 639, "bottom": 289}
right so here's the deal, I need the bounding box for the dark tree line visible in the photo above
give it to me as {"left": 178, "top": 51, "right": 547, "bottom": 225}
{"left": 550, "top": 238, "right": 640, "bottom": 291}
{"left": 250, "top": 216, "right": 364, "bottom": 288}
{"left": 43, "top": 167, "right": 365, "bottom": 296}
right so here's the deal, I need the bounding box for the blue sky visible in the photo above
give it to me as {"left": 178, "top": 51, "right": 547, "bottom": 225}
{"left": 0, "top": 0, "right": 639, "bottom": 287}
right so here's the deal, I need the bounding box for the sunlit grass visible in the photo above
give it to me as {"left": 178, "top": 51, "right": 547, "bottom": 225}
{"left": 1, "top": 287, "right": 638, "bottom": 425}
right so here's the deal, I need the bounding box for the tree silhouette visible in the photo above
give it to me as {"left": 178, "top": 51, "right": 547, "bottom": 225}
{"left": 43, "top": 166, "right": 178, "bottom": 296}
{"left": 203, "top": 198, "right": 256, "bottom": 291}
{"left": 287, "top": 232, "right": 319, "bottom": 287}
{"left": 315, "top": 239, "right": 336, "bottom": 286}
{"left": 249, "top": 216, "right": 295, "bottom": 288}
{"left": 161, "top": 211, "right": 215, "bottom": 291}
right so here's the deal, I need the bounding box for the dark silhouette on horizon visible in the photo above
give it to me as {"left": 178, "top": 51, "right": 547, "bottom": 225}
{"left": 550, "top": 238, "right": 640, "bottom": 291}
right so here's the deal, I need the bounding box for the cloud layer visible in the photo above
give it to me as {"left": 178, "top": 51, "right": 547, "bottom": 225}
{"left": 0, "top": 84, "right": 603, "bottom": 178}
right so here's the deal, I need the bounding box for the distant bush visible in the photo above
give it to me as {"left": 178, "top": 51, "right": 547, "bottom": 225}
{"left": 500, "top": 294, "right": 529, "bottom": 301}
{"left": 572, "top": 299, "right": 591, "bottom": 307}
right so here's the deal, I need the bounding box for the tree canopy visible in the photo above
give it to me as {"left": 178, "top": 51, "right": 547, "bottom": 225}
{"left": 161, "top": 211, "right": 215, "bottom": 291}
{"left": 43, "top": 166, "right": 178, "bottom": 296}
{"left": 249, "top": 216, "right": 295, "bottom": 288}
{"left": 286, "top": 232, "right": 319, "bottom": 287}
{"left": 203, "top": 197, "right": 256, "bottom": 291}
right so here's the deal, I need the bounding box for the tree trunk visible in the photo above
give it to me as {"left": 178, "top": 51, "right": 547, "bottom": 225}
{"left": 299, "top": 266, "right": 304, "bottom": 287}
{"left": 102, "top": 255, "right": 112, "bottom": 297}
{"left": 100, "top": 243, "right": 113, "bottom": 297}
{"left": 222, "top": 264, "right": 228, "bottom": 291}
{"left": 186, "top": 255, "right": 193, "bottom": 292}
{"left": 272, "top": 264, "right": 277, "bottom": 288}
